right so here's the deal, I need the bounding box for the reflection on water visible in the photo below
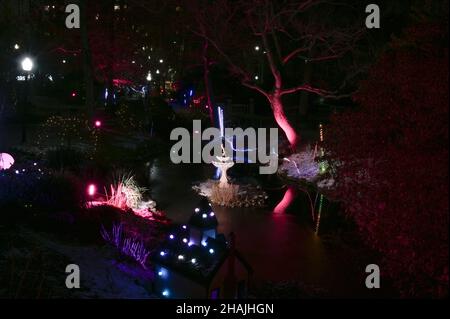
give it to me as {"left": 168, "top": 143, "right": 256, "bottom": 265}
{"left": 273, "top": 186, "right": 295, "bottom": 214}
{"left": 145, "top": 157, "right": 388, "bottom": 297}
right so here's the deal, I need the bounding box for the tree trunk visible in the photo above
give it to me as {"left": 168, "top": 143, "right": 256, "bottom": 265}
{"left": 80, "top": 0, "right": 94, "bottom": 119}
{"left": 270, "top": 94, "right": 299, "bottom": 150}
{"left": 203, "top": 41, "right": 215, "bottom": 125}
{"left": 299, "top": 61, "right": 312, "bottom": 116}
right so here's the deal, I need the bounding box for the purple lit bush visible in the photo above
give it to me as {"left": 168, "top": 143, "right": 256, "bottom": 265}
{"left": 101, "top": 223, "right": 150, "bottom": 268}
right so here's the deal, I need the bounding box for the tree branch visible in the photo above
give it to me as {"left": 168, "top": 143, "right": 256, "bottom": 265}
{"left": 281, "top": 84, "right": 352, "bottom": 99}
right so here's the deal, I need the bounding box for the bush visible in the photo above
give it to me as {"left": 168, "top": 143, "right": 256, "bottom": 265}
{"left": 325, "top": 23, "right": 448, "bottom": 297}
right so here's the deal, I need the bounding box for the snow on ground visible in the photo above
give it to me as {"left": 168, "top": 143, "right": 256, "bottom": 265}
{"left": 20, "top": 228, "right": 156, "bottom": 299}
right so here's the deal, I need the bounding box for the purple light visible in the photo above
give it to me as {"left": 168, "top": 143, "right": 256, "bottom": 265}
{"left": 169, "top": 234, "right": 175, "bottom": 239}
{"left": 182, "top": 238, "right": 188, "bottom": 243}
{"left": 201, "top": 241, "right": 207, "bottom": 247}
{"left": 182, "top": 225, "right": 187, "bottom": 229}
{"left": 209, "top": 212, "right": 215, "bottom": 217}
{"left": 160, "top": 251, "right": 166, "bottom": 256}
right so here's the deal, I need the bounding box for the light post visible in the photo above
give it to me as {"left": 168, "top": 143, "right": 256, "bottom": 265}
{"left": 20, "top": 56, "right": 34, "bottom": 144}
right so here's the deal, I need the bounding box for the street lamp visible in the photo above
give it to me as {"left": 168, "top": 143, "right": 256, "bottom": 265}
{"left": 21, "top": 57, "right": 33, "bottom": 72}
{"left": 20, "top": 56, "right": 34, "bottom": 143}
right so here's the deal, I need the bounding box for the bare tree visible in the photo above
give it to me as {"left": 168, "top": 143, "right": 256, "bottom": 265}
{"left": 189, "top": 0, "right": 363, "bottom": 150}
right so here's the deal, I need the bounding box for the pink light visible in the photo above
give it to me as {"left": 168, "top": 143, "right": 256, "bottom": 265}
{"left": 95, "top": 120, "right": 102, "bottom": 128}
{"left": 273, "top": 186, "right": 295, "bottom": 214}
{"left": 71, "top": 92, "right": 77, "bottom": 97}
{"left": 87, "top": 184, "right": 97, "bottom": 197}
{"left": 0, "top": 153, "right": 15, "bottom": 170}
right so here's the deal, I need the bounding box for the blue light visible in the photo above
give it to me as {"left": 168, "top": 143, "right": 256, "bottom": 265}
{"left": 209, "top": 248, "right": 214, "bottom": 254}
{"left": 160, "top": 251, "right": 166, "bottom": 256}
{"left": 169, "top": 234, "right": 175, "bottom": 239}
{"left": 189, "top": 89, "right": 193, "bottom": 97}
{"left": 162, "top": 289, "right": 169, "bottom": 297}
{"left": 201, "top": 241, "right": 207, "bottom": 247}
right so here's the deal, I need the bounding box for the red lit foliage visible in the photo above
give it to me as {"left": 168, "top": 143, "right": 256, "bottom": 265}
{"left": 325, "top": 23, "right": 448, "bottom": 297}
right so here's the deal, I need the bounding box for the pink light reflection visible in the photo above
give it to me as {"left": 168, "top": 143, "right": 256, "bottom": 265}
{"left": 273, "top": 186, "right": 295, "bottom": 214}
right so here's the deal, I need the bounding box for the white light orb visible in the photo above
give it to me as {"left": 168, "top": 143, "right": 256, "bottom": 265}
{"left": 21, "top": 57, "right": 33, "bottom": 72}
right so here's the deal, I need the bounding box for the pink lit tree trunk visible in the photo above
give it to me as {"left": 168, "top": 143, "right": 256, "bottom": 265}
{"left": 270, "top": 94, "right": 298, "bottom": 149}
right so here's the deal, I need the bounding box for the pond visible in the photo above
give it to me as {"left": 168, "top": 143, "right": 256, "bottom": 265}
{"left": 145, "top": 156, "right": 392, "bottom": 298}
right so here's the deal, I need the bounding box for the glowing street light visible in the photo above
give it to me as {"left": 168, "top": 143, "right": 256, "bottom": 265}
{"left": 159, "top": 59, "right": 163, "bottom": 63}
{"left": 254, "top": 45, "right": 260, "bottom": 51}
{"left": 14, "top": 43, "right": 20, "bottom": 50}
{"left": 21, "top": 57, "right": 33, "bottom": 72}
{"left": 146, "top": 72, "right": 152, "bottom": 81}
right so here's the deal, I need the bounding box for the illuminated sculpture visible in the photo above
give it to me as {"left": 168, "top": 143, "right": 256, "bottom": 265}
{"left": 0, "top": 153, "right": 14, "bottom": 170}
{"left": 212, "top": 145, "right": 234, "bottom": 188}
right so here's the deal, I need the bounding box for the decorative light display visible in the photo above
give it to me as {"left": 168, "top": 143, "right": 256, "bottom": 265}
{"left": 162, "top": 290, "right": 169, "bottom": 297}
{"left": 191, "top": 258, "right": 196, "bottom": 264}
{"left": 0, "top": 153, "right": 15, "bottom": 170}
{"left": 182, "top": 238, "right": 188, "bottom": 243}
{"left": 209, "top": 248, "right": 214, "bottom": 254}
{"left": 169, "top": 234, "right": 175, "bottom": 239}
{"left": 14, "top": 43, "right": 20, "bottom": 50}
{"left": 202, "top": 213, "right": 207, "bottom": 219}
{"left": 87, "top": 184, "right": 97, "bottom": 197}
{"left": 95, "top": 120, "right": 102, "bottom": 128}
{"left": 177, "top": 255, "right": 184, "bottom": 260}
{"left": 160, "top": 251, "right": 166, "bottom": 256}
{"left": 315, "top": 194, "right": 324, "bottom": 235}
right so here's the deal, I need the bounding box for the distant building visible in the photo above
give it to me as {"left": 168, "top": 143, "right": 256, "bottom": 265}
{"left": 152, "top": 198, "right": 252, "bottom": 299}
